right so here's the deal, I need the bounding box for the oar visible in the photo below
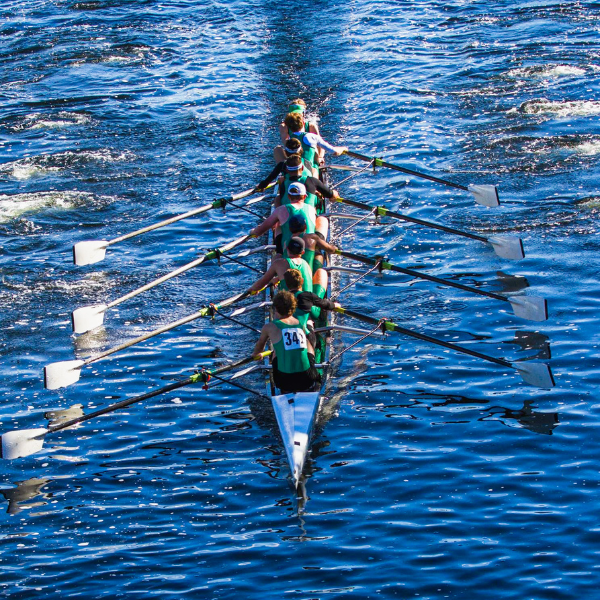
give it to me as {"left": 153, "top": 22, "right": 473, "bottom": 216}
{"left": 336, "top": 249, "right": 547, "bottom": 322}
{"left": 73, "top": 183, "right": 276, "bottom": 266}
{"left": 335, "top": 307, "right": 555, "bottom": 388}
{"left": 46, "top": 292, "right": 269, "bottom": 389}
{"left": 332, "top": 196, "right": 524, "bottom": 260}
{"left": 344, "top": 150, "right": 500, "bottom": 207}
{"left": 72, "top": 235, "right": 255, "bottom": 334}
{"left": 3, "top": 351, "right": 272, "bottom": 460}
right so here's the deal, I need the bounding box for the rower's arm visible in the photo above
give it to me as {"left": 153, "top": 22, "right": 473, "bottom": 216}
{"left": 315, "top": 135, "right": 348, "bottom": 156}
{"left": 252, "top": 325, "right": 271, "bottom": 357}
{"left": 256, "top": 162, "right": 284, "bottom": 191}
{"left": 249, "top": 207, "right": 282, "bottom": 238}
{"left": 315, "top": 237, "right": 338, "bottom": 254}
{"left": 279, "top": 122, "right": 288, "bottom": 144}
{"left": 312, "top": 178, "right": 338, "bottom": 200}
{"left": 249, "top": 263, "right": 279, "bottom": 292}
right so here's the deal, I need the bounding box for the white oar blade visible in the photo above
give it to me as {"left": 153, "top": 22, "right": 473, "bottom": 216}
{"left": 513, "top": 361, "right": 555, "bottom": 388}
{"left": 1, "top": 428, "right": 48, "bottom": 460}
{"left": 488, "top": 235, "right": 525, "bottom": 260}
{"left": 73, "top": 240, "right": 109, "bottom": 266}
{"left": 509, "top": 296, "right": 548, "bottom": 322}
{"left": 44, "top": 360, "right": 85, "bottom": 390}
{"left": 72, "top": 304, "right": 108, "bottom": 334}
{"left": 468, "top": 184, "right": 500, "bottom": 207}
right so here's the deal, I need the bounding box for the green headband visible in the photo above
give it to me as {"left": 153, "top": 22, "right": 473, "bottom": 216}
{"left": 288, "top": 103, "right": 305, "bottom": 113}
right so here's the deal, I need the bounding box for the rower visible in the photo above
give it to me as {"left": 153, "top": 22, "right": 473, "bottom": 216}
{"left": 274, "top": 99, "right": 322, "bottom": 167}
{"left": 254, "top": 139, "right": 314, "bottom": 193}
{"left": 249, "top": 182, "right": 327, "bottom": 256}
{"left": 248, "top": 237, "right": 313, "bottom": 293}
{"left": 277, "top": 155, "right": 339, "bottom": 215}
{"left": 278, "top": 98, "right": 321, "bottom": 139}
{"left": 285, "top": 214, "right": 338, "bottom": 272}
{"left": 282, "top": 269, "right": 339, "bottom": 335}
{"left": 252, "top": 290, "right": 321, "bottom": 394}
{"left": 280, "top": 112, "right": 347, "bottom": 173}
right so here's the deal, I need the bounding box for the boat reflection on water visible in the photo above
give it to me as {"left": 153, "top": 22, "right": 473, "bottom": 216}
{"left": 505, "top": 330, "right": 551, "bottom": 360}
{"left": 495, "top": 271, "right": 530, "bottom": 294}
{"left": 0, "top": 478, "right": 51, "bottom": 515}
{"left": 482, "top": 400, "right": 559, "bottom": 436}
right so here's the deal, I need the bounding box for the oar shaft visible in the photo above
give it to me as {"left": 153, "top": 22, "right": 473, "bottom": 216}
{"left": 345, "top": 150, "right": 469, "bottom": 192}
{"left": 338, "top": 250, "right": 507, "bottom": 302}
{"left": 84, "top": 291, "right": 249, "bottom": 366}
{"left": 105, "top": 235, "right": 250, "bottom": 310}
{"left": 48, "top": 378, "right": 196, "bottom": 432}
{"left": 48, "top": 352, "right": 271, "bottom": 434}
{"left": 335, "top": 197, "right": 487, "bottom": 242}
{"left": 108, "top": 185, "right": 274, "bottom": 246}
{"left": 338, "top": 307, "right": 512, "bottom": 368}
{"left": 109, "top": 203, "right": 217, "bottom": 246}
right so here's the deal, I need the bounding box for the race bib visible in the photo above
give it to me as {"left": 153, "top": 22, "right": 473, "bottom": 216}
{"left": 282, "top": 328, "right": 307, "bottom": 351}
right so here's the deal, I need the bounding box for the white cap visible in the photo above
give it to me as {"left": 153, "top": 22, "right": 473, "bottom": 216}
{"left": 288, "top": 182, "right": 307, "bottom": 196}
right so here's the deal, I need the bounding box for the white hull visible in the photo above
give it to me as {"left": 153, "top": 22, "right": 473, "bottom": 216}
{"left": 271, "top": 392, "right": 321, "bottom": 486}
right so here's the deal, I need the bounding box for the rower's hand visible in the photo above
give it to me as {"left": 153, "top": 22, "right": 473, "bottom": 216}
{"left": 331, "top": 189, "right": 340, "bottom": 199}
{"left": 333, "top": 146, "right": 348, "bottom": 156}
{"left": 334, "top": 302, "right": 342, "bottom": 309}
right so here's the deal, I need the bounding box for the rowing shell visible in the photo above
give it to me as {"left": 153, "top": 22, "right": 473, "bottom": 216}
{"left": 266, "top": 172, "right": 334, "bottom": 487}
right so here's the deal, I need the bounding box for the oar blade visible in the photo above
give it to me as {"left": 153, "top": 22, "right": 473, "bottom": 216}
{"left": 1, "top": 428, "right": 48, "bottom": 460}
{"left": 72, "top": 304, "right": 108, "bottom": 334}
{"left": 488, "top": 235, "right": 525, "bottom": 260}
{"left": 44, "top": 360, "right": 85, "bottom": 390}
{"left": 73, "top": 240, "right": 108, "bottom": 266}
{"left": 468, "top": 184, "right": 500, "bottom": 208}
{"left": 508, "top": 296, "right": 548, "bottom": 322}
{"left": 513, "top": 361, "right": 555, "bottom": 388}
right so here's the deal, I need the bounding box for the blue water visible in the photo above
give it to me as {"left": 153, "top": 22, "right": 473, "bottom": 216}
{"left": 1, "top": 1, "right": 599, "bottom": 598}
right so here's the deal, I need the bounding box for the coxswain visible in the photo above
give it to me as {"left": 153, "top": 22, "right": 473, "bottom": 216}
{"left": 248, "top": 237, "right": 314, "bottom": 294}
{"left": 252, "top": 290, "right": 321, "bottom": 394}
{"left": 285, "top": 214, "right": 338, "bottom": 272}
{"left": 278, "top": 112, "right": 347, "bottom": 172}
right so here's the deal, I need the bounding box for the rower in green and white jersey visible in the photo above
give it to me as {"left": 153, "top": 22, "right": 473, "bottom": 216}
{"left": 282, "top": 112, "right": 347, "bottom": 173}
{"left": 248, "top": 237, "right": 315, "bottom": 294}
{"left": 254, "top": 138, "right": 314, "bottom": 192}
{"left": 277, "top": 156, "right": 340, "bottom": 216}
{"left": 274, "top": 98, "right": 322, "bottom": 171}
{"left": 249, "top": 182, "right": 328, "bottom": 256}
{"left": 282, "top": 269, "right": 339, "bottom": 335}
{"left": 252, "top": 289, "right": 321, "bottom": 394}
{"left": 284, "top": 214, "right": 338, "bottom": 273}
{"left": 278, "top": 98, "right": 320, "bottom": 141}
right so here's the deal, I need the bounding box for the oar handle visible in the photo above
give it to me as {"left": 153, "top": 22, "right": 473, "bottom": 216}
{"left": 49, "top": 351, "right": 272, "bottom": 434}
{"left": 337, "top": 306, "right": 512, "bottom": 368}
{"left": 105, "top": 235, "right": 250, "bottom": 310}
{"left": 337, "top": 250, "right": 507, "bottom": 302}
{"left": 335, "top": 198, "right": 487, "bottom": 243}
{"left": 345, "top": 150, "right": 469, "bottom": 192}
